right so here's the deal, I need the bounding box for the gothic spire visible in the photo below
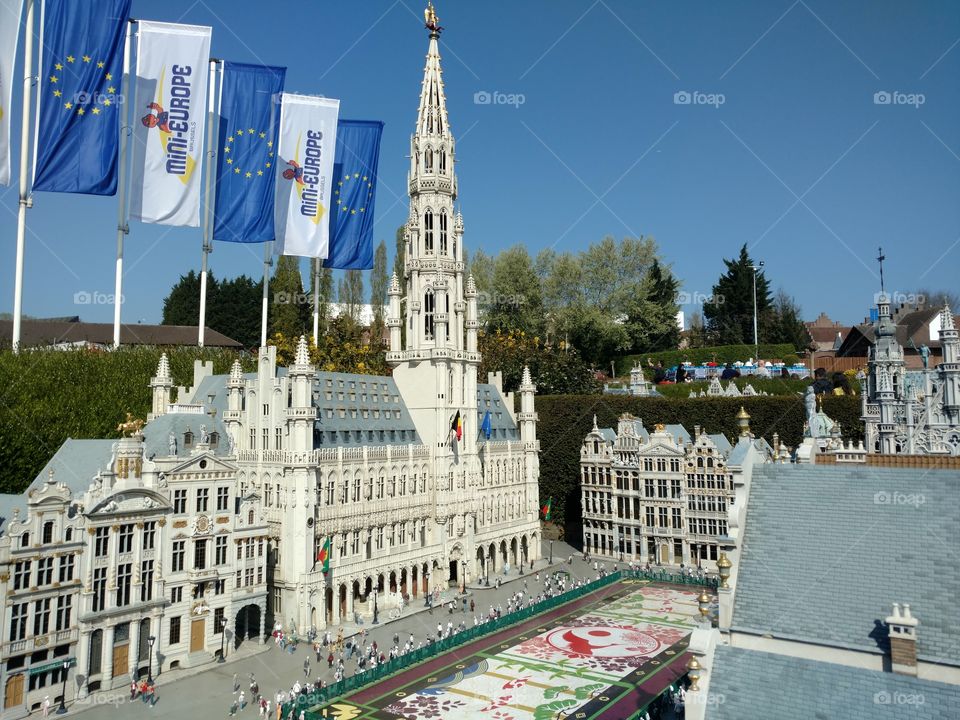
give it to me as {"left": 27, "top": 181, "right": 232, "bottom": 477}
{"left": 416, "top": 6, "right": 450, "bottom": 140}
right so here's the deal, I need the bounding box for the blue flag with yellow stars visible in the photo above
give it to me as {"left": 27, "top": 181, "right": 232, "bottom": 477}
{"left": 213, "top": 62, "right": 286, "bottom": 243}
{"left": 324, "top": 119, "right": 384, "bottom": 270}
{"left": 32, "top": 0, "right": 131, "bottom": 195}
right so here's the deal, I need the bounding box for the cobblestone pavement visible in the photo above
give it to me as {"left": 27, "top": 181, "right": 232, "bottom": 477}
{"left": 69, "top": 540, "right": 629, "bottom": 718}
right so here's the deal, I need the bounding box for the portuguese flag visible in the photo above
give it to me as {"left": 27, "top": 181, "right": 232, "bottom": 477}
{"left": 317, "top": 537, "right": 330, "bottom": 573}
{"left": 541, "top": 496, "right": 552, "bottom": 521}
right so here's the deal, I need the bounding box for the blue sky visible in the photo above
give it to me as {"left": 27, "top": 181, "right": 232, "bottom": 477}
{"left": 2, "top": 0, "right": 959, "bottom": 328}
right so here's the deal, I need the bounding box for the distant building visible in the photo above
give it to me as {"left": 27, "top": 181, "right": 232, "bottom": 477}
{"left": 579, "top": 414, "right": 772, "bottom": 571}
{"left": 861, "top": 294, "right": 960, "bottom": 455}
{"left": 804, "top": 312, "right": 850, "bottom": 353}
{"left": 836, "top": 302, "right": 946, "bottom": 369}
{"left": 0, "top": 319, "right": 242, "bottom": 350}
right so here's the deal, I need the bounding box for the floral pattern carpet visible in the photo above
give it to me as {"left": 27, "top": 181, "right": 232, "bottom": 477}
{"left": 310, "top": 580, "right": 704, "bottom": 720}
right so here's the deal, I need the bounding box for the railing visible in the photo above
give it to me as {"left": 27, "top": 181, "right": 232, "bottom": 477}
{"left": 282, "top": 568, "right": 715, "bottom": 717}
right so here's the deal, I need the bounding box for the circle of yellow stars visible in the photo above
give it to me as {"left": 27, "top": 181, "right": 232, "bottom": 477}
{"left": 335, "top": 172, "right": 375, "bottom": 215}
{"left": 48, "top": 53, "right": 115, "bottom": 117}
{"left": 223, "top": 128, "right": 274, "bottom": 179}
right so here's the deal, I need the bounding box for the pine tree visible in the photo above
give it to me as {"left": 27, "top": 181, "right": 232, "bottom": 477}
{"left": 269, "top": 256, "right": 308, "bottom": 340}
{"left": 161, "top": 270, "right": 206, "bottom": 327}
{"left": 703, "top": 244, "right": 771, "bottom": 345}
{"left": 370, "top": 240, "right": 388, "bottom": 344}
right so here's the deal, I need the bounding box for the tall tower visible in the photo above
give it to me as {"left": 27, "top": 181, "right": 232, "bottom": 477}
{"left": 865, "top": 292, "right": 905, "bottom": 453}
{"left": 148, "top": 353, "right": 172, "bottom": 420}
{"left": 939, "top": 305, "right": 959, "bottom": 423}
{"left": 388, "top": 7, "right": 481, "bottom": 456}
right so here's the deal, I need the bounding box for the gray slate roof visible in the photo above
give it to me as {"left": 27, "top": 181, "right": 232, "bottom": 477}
{"left": 706, "top": 645, "right": 960, "bottom": 720}
{"left": 143, "top": 412, "right": 232, "bottom": 458}
{"left": 477, "top": 384, "right": 519, "bottom": 441}
{"left": 664, "top": 424, "right": 691, "bottom": 444}
{"left": 33, "top": 438, "right": 117, "bottom": 496}
{"left": 707, "top": 433, "right": 733, "bottom": 454}
{"left": 733, "top": 464, "right": 960, "bottom": 666}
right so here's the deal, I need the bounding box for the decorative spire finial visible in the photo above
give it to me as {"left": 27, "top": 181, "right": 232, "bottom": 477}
{"left": 294, "top": 335, "right": 311, "bottom": 367}
{"left": 156, "top": 352, "right": 170, "bottom": 379}
{"left": 424, "top": 2, "right": 442, "bottom": 34}
{"left": 877, "top": 246, "right": 886, "bottom": 294}
{"left": 229, "top": 359, "right": 243, "bottom": 382}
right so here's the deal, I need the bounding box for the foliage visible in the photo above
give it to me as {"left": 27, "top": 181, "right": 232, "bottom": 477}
{"left": 616, "top": 343, "right": 801, "bottom": 374}
{"left": 485, "top": 245, "right": 545, "bottom": 337}
{"left": 337, "top": 269, "right": 365, "bottom": 327}
{"left": 161, "top": 270, "right": 263, "bottom": 348}
{"left": 370, "top": 240, "right": 389, "bottom": 341}
{"left": 479, "top": 330, "right": 598, "bottom": 395}
{"left": 533, "top": 393, "right": 862, "bottom": 534}
{"left": 269, "top": 255, "right": 309, "bottom": 339}
{"left": 769, "top": 290, "right": 809, "bottom": 350}
{"left": 0, "top": 347, "right": 254, "bottom": 494}
{"left": 269, "top": 315, "right": 388, "bottom": 375}
{"left": 308, "top": 263, "right": 334, "bottom": 335}
{"left": 703, "top": 244, "right": 772, "bottom": 345}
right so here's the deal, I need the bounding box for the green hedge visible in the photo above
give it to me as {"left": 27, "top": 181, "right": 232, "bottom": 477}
{"left": 534, "top": 394, "right": 862, "bottom": 535}
{"left": 0, "top": 347, "right": 253, "bottom": 493}
{"left": 616, "top": 344, "right": 802, "bottom": 375}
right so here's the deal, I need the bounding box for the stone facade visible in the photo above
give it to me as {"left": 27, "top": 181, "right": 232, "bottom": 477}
{"left": 579, "top": 416, "right": 736, "bottom": 571}
{"left": 862, "top": 294, "right": 960, "bottom": 455}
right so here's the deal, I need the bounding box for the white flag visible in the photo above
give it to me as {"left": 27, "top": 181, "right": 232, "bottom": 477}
{"left": 129, "top": 20, "right": 211, "bottom": 226}
{"left": 274, "top": 93, "right": 339, "bottom": 258}
{"left": 0, "top": 0, "right": 23, "bottom": 186}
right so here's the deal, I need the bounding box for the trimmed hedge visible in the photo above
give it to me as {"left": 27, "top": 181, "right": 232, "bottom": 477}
{"left": 534, "top": 394, "right": 862, "bottom": 536}
{"left": 0, "top": 347, "right": 253, "bottom": 493}
{"left": 616, "top": 343, "right": 802, "bottom": 374}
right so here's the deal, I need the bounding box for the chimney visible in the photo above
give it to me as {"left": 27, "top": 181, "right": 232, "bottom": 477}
{"left": 885, "top": 603, "right": 919, "bottom": 676}
{"left": 694, "top": 424, "right": 701, "bottom": 439}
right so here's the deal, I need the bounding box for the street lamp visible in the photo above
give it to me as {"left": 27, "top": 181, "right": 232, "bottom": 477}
{"left": 460, "top": 560, "right": 466, "bottom": 594}
{"left": 549, "top": 540, "right": 553, "bottom": 565}
{"left": 484, "top": 554, "right": 490, "bottom": 586}
{"left": 147, "top": 635, "right": 156, "bottom": 684}
{"left": 55, "top": 659, "right": 72, "bottom": 714}
{"left": 424, "top": 573, "right": 431, "bottom": 608}
{"left": 218, "top": 616, "right": 226, "bottom": 663}
{"left": 372, "top": 589, "right": 379, "bottom": 625}
{"left": 750, "top": 260, "right": 764, "bottom": 363}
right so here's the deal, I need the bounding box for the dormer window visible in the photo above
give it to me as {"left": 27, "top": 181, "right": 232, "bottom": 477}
{"left": 209, "top": 432, "right": 220, "bottom": 448}
{"left": 184, "top": 430, "right": 194, "bottom": 448}
{"left": 42, "top": 521, "right": 54, "bottom": 545}
{"left": 20, "top": 532, "right": 29, "bottom": 548}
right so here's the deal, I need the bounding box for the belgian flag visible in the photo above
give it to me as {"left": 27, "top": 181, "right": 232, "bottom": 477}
{"left": 317, "top": 537, "right": 330, "bottom": 573}
{"left": 451, "top": 410, "right": 462, "bottom": 442}
{"left": 541, "top": 496, "right": 552, "bottom": 521}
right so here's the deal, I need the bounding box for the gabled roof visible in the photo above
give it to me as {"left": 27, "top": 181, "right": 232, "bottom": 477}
{"left": 0, "top": 320, "right": 241, "bottom": 348}
{"left": 733, "top": 464, "right": 960, "bottom": 666}
{"left": 837, "top": 307, "right": 942, "bottom": 357}
{"left": 707, "top": 645, "right": 960, "bottom": 720}
{"left": 476, "top": 384, "right": 519, "bottom": 441}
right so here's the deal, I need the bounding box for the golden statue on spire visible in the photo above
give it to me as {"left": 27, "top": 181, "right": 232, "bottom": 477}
{"left": 424, "top": 2, "right": 443, "bottom": 33}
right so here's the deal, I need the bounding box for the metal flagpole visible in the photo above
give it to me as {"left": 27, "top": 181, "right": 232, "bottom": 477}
{"left": 112, "top": 19, "right": 136, "bottom": 348}
{"left": 12, "top": 0, "right": 36, "bottom": 354}
{"left": 312, "top": 257, "right": 320, "bottom": 346}
{"left": 198, "top": 58, "right": 221, "bottom": 347}
{"left": 260, "top": 242, "right": 272, "bottom": 346}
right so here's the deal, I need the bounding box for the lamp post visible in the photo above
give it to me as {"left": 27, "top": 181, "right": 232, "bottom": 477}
{"left": 424, "top": 573, "right": 431, "bottom": 608}
{"left": 372, "top": 589, "right": 379, "bottom": 625}
{"left": 750, "top": 260, "right": 764, "bottom": 362}
{"left": 55, "top": 658, "right": 72, "bottom": 714}
{"left": 549, "top": 540, "right": 553, "bottom": 565}
{"left": 484, "top": 554, "right": 490, "bottom": 586}
{"left": 218, "top": 616, "right": 226, "bottom": 663}
{"left": 147, "top": 635, "right": 156, "bottom": 684}
{"left": 460, "top": 560, "right": 466, "bottom": 594}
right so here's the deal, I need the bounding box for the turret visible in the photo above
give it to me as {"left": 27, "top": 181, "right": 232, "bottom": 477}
{"left": 939, "top": 304, "right": 959, "bottom": 419}
{"left": 148, "top": 353, "right": 173, "bottom": 421}
{"left": 465, "top": 274, "right": 478, "bottom": 354}
{"left": 287, "top": 336, "right": 317, "bottom": 452}
{"left": 387, "top": 273, "right": 402, "bottom": 352}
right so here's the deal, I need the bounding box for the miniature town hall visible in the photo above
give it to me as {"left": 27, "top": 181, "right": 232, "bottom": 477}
{"left": 0, "top": 20, "right": 541, "bottom": 716}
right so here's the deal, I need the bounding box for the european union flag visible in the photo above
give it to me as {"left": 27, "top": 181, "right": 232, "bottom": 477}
{"left": 213, "top": 62, "right": 286, "bottom": 243}
{"left": 32, "top": 0, "right": 130, "bottom": 195}
{"left": 481, "top": 410, "right": 493, "bottom": 440}
{"left": 324, "top": 119, "right": 384, "bottom": 270}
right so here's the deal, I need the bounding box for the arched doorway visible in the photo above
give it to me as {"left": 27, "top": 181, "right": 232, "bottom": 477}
{"left": 499, "top": 540, "right": 508, "bottom": 569}
{"left": 521, "top": 536, "right": 529, "bottom": 567}
{"left": 421, "top": 563, "right": 429, "bottom": 594}
{"left": 389, "top": 571, "right": 397, "bottom": 593}
{"left": 411, "top": 566, "right": 418, "bottom": 597}
{"left": 510, "top": 537, "right": 518, "bottom": 567}
{"left": 339, "top": 585, "right": 347, "bottom": 620}
{"left": 476, "top": 546, "right": 484, "bottom": 577}
{"left": 325, "top": 587, "right": 333, "bottom": 624}
{"left": 400, "top": 568, "right": 408, "bottom": 597}
{"left": 235, "top": 604, "right": 261, "bottom": 649}
{"left": 488, "top": 543, "right": 496, "bottom": 573}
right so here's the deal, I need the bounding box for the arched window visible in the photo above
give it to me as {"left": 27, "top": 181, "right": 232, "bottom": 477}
{"left": 248, "top": 509, "right": 255, "bottom": 525}
{"left": 445, "top": 294, "right": 450, "bottom": 341}
{"left": 439, "top": 211, "right": 448, "bottom": 254}
{"left": 20, "top": 532, "right": 28, "bottom": 548}
{"left": 209, "top": 432, "right": 219, "bottom": 448}
{"left": 448, "top": 369, "right": 453, "bottom": 400}
{"left": 42, "top": 521, "right": 54, "bottom": 545}
{"left": 424, "top": 290, "right": 435, "bottom": 340}
{"left": 65, "top": 528, "right": 73, "bottom": 542}
{"left": 184, "top": 430, "right": 194, "bottom": 448}
{"left": 424, "top": 147, "right": 433, "bottom": 172}
{"left": 439, "top": 148, "right": 447, "bottom": 173}
{"left": 423, "top": 211, "right": 434, "bottom": 253}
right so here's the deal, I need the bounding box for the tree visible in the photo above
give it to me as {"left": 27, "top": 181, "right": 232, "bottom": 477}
{"left": 338, "top": 269, "right": 364, "bottom": 326}
{"left": 269, "top": 256, "right": 308, "bottom": 339}
{"left": 479, "top": 330, "right": 597, "bottom": 395}
{"left": 210, "top": 275, "right": 263, "bottom": 348}
{"left": 914, "top": 288, "right": 960, "bottom": 312}
{"left": 162, "top": 270, "right": 205, "bottom": 327}
{"left": 768, "top": 290, "right": 808, "bottom": 351}
{"left": 703, "top": 244, "right": 772, "bottom": 345}
{"left": 393, "top": 224, "right": 405, "bottom": 282}
{"left": 623, "top": 259, "right": 680, "bottom": 354}
{"left": 487, "top": 245, "right": 544, "bottom": 336}
{"left": 370, "top": 240, "right": 389, "bottom": 343}
{"left": 307, "top": 262, "right": 334, "bottom": 338}
{"left": 686, "top": 310, "right": 709, "bottom": 348}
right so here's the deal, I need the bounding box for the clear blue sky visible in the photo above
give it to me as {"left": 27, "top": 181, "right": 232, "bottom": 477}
{"left": 2, "top": 0, "right": 959, "bottom": 328}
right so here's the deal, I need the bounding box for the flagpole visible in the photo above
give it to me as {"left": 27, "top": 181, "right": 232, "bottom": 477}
{"left": 312, "top": 257, "right": 320, "bottom": 346}
{"left": 12, "top": 0, "right": 36, "bottom": 354}
{"left": 260, "top": 242, "right": 272, "bottom": 346}
{"left": 198, "top": 58, "right": 221, "bottom": 347}
{"left": 112, "top": 19, "right": 135, "bottom": 349}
